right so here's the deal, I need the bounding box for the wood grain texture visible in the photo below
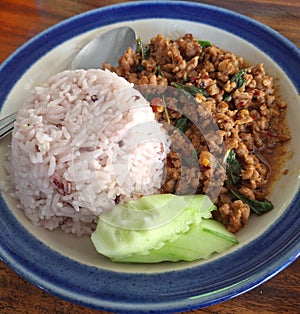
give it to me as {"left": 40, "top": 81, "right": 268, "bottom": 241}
{"left": 0, "top": 0, "right": 299, "bottom": 313}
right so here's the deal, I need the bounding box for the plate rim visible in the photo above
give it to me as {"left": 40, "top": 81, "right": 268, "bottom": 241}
{"left": 0, "top": 1, "right": 299, "bottom": 312}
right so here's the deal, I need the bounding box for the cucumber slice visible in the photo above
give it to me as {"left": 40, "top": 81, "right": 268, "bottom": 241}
{"left": 99, "top": 194, "right": 213, "bottom": 230}
{"left": 91, "top": 194, "right": 216, "bottom": 259}
{"left": 113, "top": 219, "right": 238, "bottom": 263}
{"left": 202, "top": 219, "right": 239, "bottom": 244}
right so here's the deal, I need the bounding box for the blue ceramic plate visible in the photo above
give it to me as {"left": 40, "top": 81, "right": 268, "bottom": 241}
{"left": 0, "top": 1, "right": 299, "bottom": 313}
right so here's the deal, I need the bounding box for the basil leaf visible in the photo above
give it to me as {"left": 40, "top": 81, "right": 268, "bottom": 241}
{"left": 223, "top": 92, "right": 231, "bottom": 102}
{"left": 231, "top": 69, "right": 246, "bottom": 88}
{"left": 230, "top": 189, "right": 273, "bottom": 215}
{"left": 157, "top": 65, "right": 164, "bottom": 77}
{"left": 137, "top": 64, "right": 146, "bottom": 72}
{"left": 171, "top": 82, "right": 206, "bottom": 97}
{"left": 225, "top": 149, "right": 241, "bottom": 185}
{"left": 225, "top": 149, "right": 273, "bottom": 215}
{"left": 175, "top": 117, "right": 188, "bottom": 133}
{"left": 136, "top": 37, "right": 143, "bottom": 54}
{"left": 143, "top": 45, "right": 150, "bottom": 59}
{"left": 198, "top": 40, "right": 211, "bottom": 48}
{"left": 136, "top": 37, "right": 150, "bottom": 60}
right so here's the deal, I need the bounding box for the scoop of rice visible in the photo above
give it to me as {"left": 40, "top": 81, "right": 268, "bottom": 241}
{"left": 10, "top": 69, "right": 170, "bottom": 235}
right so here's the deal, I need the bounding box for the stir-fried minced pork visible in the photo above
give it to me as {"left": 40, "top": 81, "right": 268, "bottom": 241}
{"left": 103, "top": 33, "right": 290, "bottom": 233}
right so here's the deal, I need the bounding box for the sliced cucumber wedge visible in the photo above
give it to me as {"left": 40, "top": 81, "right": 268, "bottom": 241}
{"left": 91, "top": 194, "right": 238, "bottom": 263}
{"left": 113, "top": 219, "right": 238, "bottom": 263}
{"left": 201, "top": 218, "right": 239, "bottom": 244}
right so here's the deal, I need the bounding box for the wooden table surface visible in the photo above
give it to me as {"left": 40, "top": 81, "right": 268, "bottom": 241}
{"left": 0, "top": 0, "right": 299, "bottom": 313}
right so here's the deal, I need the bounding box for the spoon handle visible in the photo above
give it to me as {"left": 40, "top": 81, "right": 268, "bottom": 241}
{"left": 0, "top": 112, "right": 17, "bottom": 140}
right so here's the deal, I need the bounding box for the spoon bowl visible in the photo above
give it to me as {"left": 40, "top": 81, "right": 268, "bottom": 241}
{"left": 70, "top": 26, "right": 136, "bottom": 70}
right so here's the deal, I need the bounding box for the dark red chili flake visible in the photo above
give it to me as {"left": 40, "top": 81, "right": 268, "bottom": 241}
{"left": 150, "top": 97, "right": 163, "bottom": 112}
{"left": 236, "top": 101, "right": 244, "bottom": 109}
{"left": 190, "top": 76, "right": 198, "bottom": 83}
{"left": 253, "top": 90, "right": 260, "bottom": 97}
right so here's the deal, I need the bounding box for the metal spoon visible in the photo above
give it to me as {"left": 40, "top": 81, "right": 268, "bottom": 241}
{"left": 0, "top": 26, "right": 137, "bottom": 139}
{"left": 70, "top": 26, "right": 136, "bottom": 69}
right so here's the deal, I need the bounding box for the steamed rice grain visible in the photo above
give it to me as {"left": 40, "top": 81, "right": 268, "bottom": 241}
{"left": 10, "top": 69, "right": 170, "bottom": 236}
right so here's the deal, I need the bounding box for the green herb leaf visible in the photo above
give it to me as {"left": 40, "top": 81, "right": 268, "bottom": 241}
{"left": 136, "top": 37, "right": 150, "bottom": 60}
{"left": 231, "top": 69, "right": 247, "bottom": 88}
{"left": 230, "top": 189, "right": 274, "bottom": 215}
{"left": 225, "top": 149, "right": 241, "bottom": 185}
{"left": 157, "top": 65, "right": 164, "bottom": 77}
{"left": 143, "top": 45, "right": 150, "bottom": 59}
{"left": 137, "top": 64, "right": 146, "bottom": 72}
{"left": 171, "top": 82, "right": 206, "bottom": 97}
{"left": 175, "top": 117, "right": 189, "bottom": 133}
{"left": 223, "top": 92, "right": 231, "bottom": 102}
{"left": 198, "top": 40, "right": 211, "bottom": 48}
{"left": 136, "top": 37, "right": 143, "bottom": 54}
